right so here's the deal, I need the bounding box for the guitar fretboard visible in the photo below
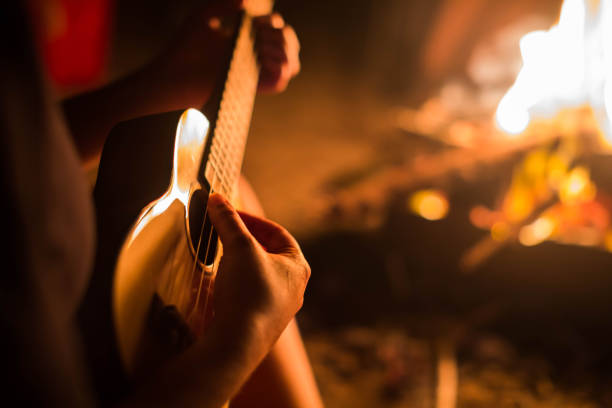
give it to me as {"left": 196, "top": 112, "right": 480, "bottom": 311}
{"left": 204, "top": 1, "right": 272, "bottom": 200}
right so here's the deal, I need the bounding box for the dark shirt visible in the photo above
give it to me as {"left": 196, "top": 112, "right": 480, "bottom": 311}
{"left": 0, "top": 3, "right": 96, "bottom": 405}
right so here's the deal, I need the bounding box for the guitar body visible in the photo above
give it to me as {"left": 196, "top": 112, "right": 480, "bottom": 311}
{"left": 79, "top": 109, "right": 223, "bottom": 401}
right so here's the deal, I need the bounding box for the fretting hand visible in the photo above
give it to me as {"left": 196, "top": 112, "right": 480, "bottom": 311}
{"left": 254, "top": 12, "right": 301, "bottom": 93}
{"left": 151, "top": 0, "right": 301, "bottom": 108}
{"left": 64, "top": 0, "right": 301, "bottom": 163}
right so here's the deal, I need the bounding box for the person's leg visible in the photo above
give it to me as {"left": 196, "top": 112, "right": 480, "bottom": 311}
{"left": 230, "top": 177, "right": 323, "bottom": 408}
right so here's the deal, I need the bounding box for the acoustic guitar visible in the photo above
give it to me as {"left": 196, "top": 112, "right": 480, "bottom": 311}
{"left": 78, "top": 0, "right": 274, "bottom": 403}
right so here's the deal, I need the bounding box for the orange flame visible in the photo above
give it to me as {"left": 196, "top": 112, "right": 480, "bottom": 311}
{"left": 496, "top": 0, "right": 612, "bottom": 141}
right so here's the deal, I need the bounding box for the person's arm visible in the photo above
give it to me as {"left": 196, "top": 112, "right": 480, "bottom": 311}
{"left": 120, "top": 194, "right": 311, "bottom": 407}
{"left": 63, "top": 2, "right": 300, "bottom": 165}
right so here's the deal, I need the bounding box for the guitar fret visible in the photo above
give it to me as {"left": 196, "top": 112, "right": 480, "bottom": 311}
{"left": 202, "top": 2, "right": 271, "bottom": 198}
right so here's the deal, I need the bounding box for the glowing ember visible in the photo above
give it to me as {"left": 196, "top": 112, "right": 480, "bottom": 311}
{"left": 467, "top": 143, "right": 612, "bottom": 253}
{"left": 491, "top": 221, "right": 510, "bottom": 242}
{"left": 604, "top": 230, "right": 612, "bottom": 251}
{"left": 519, "top": 216, "right": 556, "bottom": 247}
{"left": 409, "top": 189, "right": 449, "bottom": 221}
{"left": 496, "top": 0, "right": 612, "bottom": 141}
{"left": 559, "top": 166, "right": 596, "bottom": 204}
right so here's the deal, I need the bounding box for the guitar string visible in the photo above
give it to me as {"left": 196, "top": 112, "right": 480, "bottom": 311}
{"left": 193, "top": 209, "right": 214, "bottom": 313}
{"left": 189, "top": 11, "right": 259, "bottom": 330}
{"left": 193, "top": 171, "right": 222, "bottom": 324}
{"left": 188, "top": 172, "right": 216, "bottom": 323}
{"left": 198, "top": 181, "right": 229, "bottom": 329}
{"left": 201, "top": 249, "right": 217, "bottom": 331}
{"left": 197, "top": 18, "right": 254, "bottom": 329}
{"left": 197, "top": 212, "right": 217, "bottom": 328}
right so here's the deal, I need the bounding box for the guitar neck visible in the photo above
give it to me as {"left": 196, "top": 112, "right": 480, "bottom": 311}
{"left": 201, "top": 1, "right": 273, "bottom": 201}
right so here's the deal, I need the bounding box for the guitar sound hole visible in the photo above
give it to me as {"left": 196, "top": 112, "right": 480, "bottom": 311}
{"left": 188, "top": 189, "right": 219, "bottom": 267}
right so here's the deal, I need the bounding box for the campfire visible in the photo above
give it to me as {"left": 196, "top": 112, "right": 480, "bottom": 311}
{"left": 468, "top": 0, "right": 612, "bottom": 268}
{"left": 323, "top": 0, "right": 612, "bottom": 273}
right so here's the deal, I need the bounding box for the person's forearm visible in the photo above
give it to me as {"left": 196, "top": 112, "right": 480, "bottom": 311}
{"left": 120, "top": 319, "right": 271, "bottom": 408}
{"left": 231, "top": 319, "right": 324, "bottom": 408}
{"left": 62, "top": 64, "right": 212, "bottom": 165}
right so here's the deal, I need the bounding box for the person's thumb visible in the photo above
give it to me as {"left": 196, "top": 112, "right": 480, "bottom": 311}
{"left": 207, "top": 193, "right": 253, "bottom": 251}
